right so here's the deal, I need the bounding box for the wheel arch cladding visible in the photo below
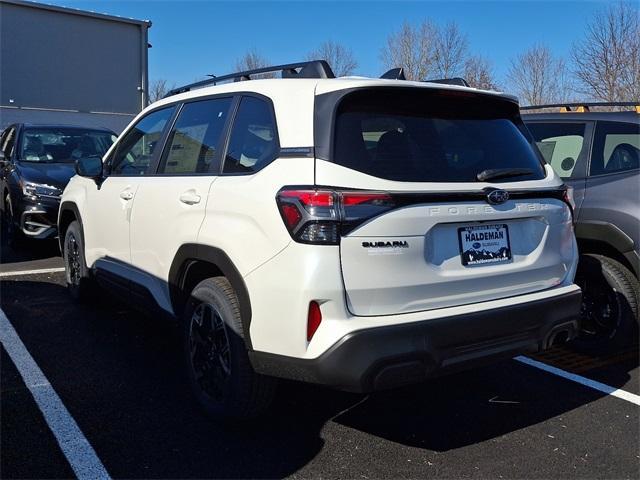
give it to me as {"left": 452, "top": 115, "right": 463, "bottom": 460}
{"left": 576, "top": 221, "right": 638, "bottom": 277}
{"left": 58, "top": 202, "right": 83, "bottom": 253}
{"left": 169, "top": 244, "right": 254, "bottom": 349}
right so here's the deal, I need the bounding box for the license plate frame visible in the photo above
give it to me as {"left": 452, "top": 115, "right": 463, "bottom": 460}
{"left": 458, "top": 224, "right": 512, "bottom": 266}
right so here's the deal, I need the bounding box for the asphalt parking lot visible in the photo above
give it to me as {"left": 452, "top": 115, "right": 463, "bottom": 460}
{"left": 1, "top": 240, "right": 639, "bottom": 479}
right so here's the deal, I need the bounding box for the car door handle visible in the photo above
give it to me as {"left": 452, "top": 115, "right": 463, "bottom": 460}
{"left": 179, "top": 191, "right": 201, "bottom": 205}
{"left": 119, "top": 190, "right": 134, "bottom": 201}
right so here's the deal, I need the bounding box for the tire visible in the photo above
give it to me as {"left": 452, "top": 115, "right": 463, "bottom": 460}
{"left": 571, "top": 253, "right": 639, "bottom": 354}
{"left": 3, "top": 193, "right": 25, "bottom": 248}
{"left": 63, "top": 220, "right": 94, "bottom": 302}
{"left": 183, "top": 277, "right": 276, "bottom": 421}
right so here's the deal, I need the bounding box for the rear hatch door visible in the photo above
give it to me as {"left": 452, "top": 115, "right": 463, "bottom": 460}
{"left": 314, "top": 86, "right": 575, "bottom": 316}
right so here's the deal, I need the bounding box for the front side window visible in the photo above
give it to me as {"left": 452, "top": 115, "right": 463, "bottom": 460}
{"left": 110, "top": 106, "right": 175, "bottom": 176}
{"left": 158, "top": 98, "right": 232, "bottom": 174}
{"left": 19, "top": 128, "right": 116, "bottom": 164}
{"left": 590, "top": 121, "right": 640, "bottom": 176}
{"left": 526, "top": 122, "right": 587, "bottom": 179}
{"left": 331, "top": 88, "right": 545, "bottom": 183}
{"left": 223, "top": 96, "right": 278, "bottom": 174}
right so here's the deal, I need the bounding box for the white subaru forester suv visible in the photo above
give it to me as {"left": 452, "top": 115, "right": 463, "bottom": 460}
{"left": 59, "top": 61, "right": 582, "bottom": 420}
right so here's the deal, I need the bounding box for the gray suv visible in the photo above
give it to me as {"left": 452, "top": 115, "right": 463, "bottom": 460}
{"left": 523, "top": 103, "right": 639, "bottom": 352}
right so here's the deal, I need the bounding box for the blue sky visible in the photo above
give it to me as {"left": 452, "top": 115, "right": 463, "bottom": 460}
{"left": 43, "top": 0, "right": 622, "bottom": 87}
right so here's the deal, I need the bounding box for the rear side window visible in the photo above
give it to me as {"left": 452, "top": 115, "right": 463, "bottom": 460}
{"left": 590, "top": 121, "right": 640, "bottom": 175}
{"left": 158, "top": 98, "right": 232, "bottom": 174}
{"left": 526, "top": 122, "right": 588, "bottom": 179}
{"left": 332, "top": 89, "right": 545, "bottom": 182}
{"left": 223, "top": 96, "right": 278, "bottom": 174}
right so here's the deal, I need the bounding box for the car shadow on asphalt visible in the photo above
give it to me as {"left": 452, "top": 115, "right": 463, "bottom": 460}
{"left": 1, "top": 277, "right": 637, "bottom": 478}
{"left": 0, "top": 237, "right": 60, "bottom": 265}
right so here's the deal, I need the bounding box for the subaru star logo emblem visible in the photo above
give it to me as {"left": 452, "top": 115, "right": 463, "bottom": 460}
{"left": 486, "top": 189, "right": 510, "bottom": 205}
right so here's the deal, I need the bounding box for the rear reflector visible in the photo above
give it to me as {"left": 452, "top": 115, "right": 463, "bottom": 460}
{"left": 307, "top": 301, "right": 322, "bottom": 341}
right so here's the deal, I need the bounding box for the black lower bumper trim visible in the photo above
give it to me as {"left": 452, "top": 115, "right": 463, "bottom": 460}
{"left": 249, "top": 289, "right": 582, "bottom": 393}
{"left": 19, "top": 200, "right": 59, "bottom": 239}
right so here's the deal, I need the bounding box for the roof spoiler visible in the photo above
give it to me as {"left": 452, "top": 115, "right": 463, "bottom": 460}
{"left": 165, "top": 60, "right": 336, "bottom": 98}
{"left": 380, "top": 68, "right": 406, "bottom": 80}
{"left": 379, "top": 69, "right": 471, "bottom": 88}
{"left": 425, "top": 77, "right": 470, "bottom": 87}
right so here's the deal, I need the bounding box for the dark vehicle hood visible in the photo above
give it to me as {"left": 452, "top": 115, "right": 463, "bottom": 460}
{"left": 16, "top": 162, "right": 75, "bottom": 189}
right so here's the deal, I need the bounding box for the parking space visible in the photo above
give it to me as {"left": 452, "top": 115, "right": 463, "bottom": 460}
{"left": 0, "top": 239, "right": 63, "bottom": 275}
{"left": 1, "top": 347, "right": 74, "bottom": 479}
{"left": 1, "top": 262, "right": 638, "bottom": 479}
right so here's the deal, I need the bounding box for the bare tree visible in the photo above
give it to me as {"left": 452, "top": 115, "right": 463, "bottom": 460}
{"left": 234, "top": 50, "right": 275, "bottom": 78}
{"left": 433, "top": 22, "right": 468, "bottom": 78}
{"left": 380, "top": 20, "right": 438, "bottom": 81}
{"left": 572, "top": 1, "right": 640, "bottom": 102}
{"left": 307, "top": 40, "right": 358, "bottom": 77}
{"left": 506, "top": 44, "right": 572, "bottom": 105}
{"left": 148, "top": 79, "right": 175, "bottom": 103}
{"left": 464, "top": 55, "right": 499, "bottom": 90}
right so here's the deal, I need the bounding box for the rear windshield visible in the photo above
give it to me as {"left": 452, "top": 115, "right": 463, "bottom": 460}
{"left": 21, "top": 127, "right": 116, "bottom": 164}
{"left": 332, "top": 88, "right": 546, "bottom": 182}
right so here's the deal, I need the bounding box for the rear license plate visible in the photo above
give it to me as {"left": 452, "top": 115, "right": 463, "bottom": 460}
{"left": 458, "top": 224, "right": 512, "bottom": 266}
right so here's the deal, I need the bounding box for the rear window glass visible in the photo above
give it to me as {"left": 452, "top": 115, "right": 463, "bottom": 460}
{"left": 333, "top": 89, "right": 545, "bottom": 182}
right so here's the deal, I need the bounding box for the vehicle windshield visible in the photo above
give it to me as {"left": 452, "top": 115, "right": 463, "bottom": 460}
{"left": 332, "top": 88, "right": 546, "bottom": 182}
{"left": 20, "top": 128, "right": 116, "bottom": 163}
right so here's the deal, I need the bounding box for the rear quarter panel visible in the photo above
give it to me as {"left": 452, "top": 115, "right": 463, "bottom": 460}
{"left": 197, "top": 157, "right": 315, "bottom": 277}
{"left": 580, "top": 169, "right": 640, "bottom": 255}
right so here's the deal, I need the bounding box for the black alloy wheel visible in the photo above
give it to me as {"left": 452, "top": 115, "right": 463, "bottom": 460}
{"left": 572, "top": 254, "right": 639, "bottom": 353}
{"left": 188, "top": 302, "right": 232, "bottom": 402}
{"left": 66, "top": 232, "right": 82, "bottom": 289}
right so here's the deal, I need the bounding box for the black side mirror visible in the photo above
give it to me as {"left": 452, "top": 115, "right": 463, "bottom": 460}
{"left": 75, "top": 156, "right": 103, "bottom": 178}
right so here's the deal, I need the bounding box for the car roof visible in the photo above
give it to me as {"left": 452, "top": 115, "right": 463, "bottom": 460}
{"left": 137, "top": 76, "right": 523, "bottom": 149}
{"left": 151, "top": 76, "right": 516, "bottom": 110}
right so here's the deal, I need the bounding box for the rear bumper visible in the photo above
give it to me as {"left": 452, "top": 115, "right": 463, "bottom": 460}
{"left": 249, "top": 288, "right": 582, "bottom": 393}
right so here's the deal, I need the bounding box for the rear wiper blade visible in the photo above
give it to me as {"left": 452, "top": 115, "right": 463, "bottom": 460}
{"left": 476, "top": 168, "right": 534, "bottom": 182}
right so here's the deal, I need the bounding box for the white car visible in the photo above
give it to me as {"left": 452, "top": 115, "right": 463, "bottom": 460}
{"left": 59, "top": 61, "right": 582, "bottom": 420}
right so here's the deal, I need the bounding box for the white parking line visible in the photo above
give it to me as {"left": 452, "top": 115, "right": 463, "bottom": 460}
{"left": 515, "top": 355, "right": 640, "bottom": 406}
{"left": 0, "top": 309, "right": 110, "bottom": 479}
{"left": 0, "top": 267, "right": 65, "bottom": 278}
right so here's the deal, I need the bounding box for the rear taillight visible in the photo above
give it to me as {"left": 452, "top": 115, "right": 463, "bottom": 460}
{"left": 276, "top": 188, "right": 395, "bottom": 245}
